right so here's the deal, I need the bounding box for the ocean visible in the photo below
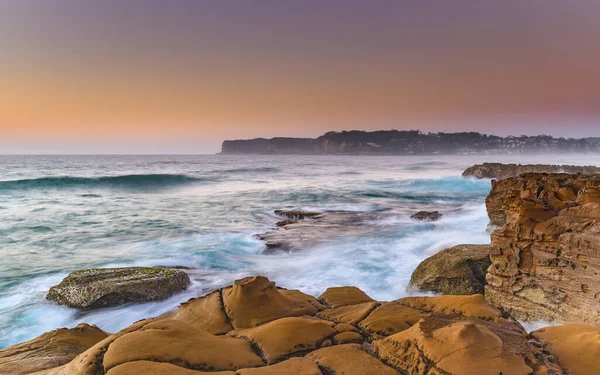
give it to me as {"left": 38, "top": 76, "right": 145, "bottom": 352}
{"left": 0, "top": 153, "right": 597, "bottom": 348}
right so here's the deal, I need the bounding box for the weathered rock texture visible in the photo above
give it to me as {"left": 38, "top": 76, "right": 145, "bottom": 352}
{"left": 409, "top": 244, "right": 491, "bottom": 295}
{"left": 463, "top": 163, "right": 600, "bottom": 180}
{"left": 410, "top": 210, "right": 443, "bottom": 221}
{"left": 531, "top": 324, "right": 600, "bottom": 375}
{"left": 0, "top": 323, "right": 108, "bottom": 375}
{"left": 47, "top": 267, "right": 190, "bottom": 308}
{"left": 484, "top": 173, "right": 600, "bottom": 324}
{"left": 3, "top": 276, "right": 575, "bottom": 375}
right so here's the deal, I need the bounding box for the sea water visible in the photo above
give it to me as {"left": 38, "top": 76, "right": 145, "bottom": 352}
{"left": 0, "top": 153, "right": 597, "bottom": 348}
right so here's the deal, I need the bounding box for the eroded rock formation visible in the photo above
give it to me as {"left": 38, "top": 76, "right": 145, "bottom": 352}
{"left": 2, "top": 276, "right": 574, "bottom": 375}
{"left": 463, "top": 163, "right": 600, "bottom": 180}
{"left": 409, "top": 244, "right": 491, "bottom": 295}
{"left": 484, "top": 173, "right": 600, "bottom": 324}
{"left": 0, "top": 323, "right": 108, "bottom": 375}
{"left": 47, "top": 267, "right": 190, "bottom": 308}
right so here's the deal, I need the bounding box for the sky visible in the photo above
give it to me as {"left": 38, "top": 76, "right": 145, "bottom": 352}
{"left": 1, "top": 0, "right": 600, "bottom": 154}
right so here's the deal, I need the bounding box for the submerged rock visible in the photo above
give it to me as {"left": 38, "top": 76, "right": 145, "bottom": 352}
{"left": 409, "top": 244, "right": 491, "bottom": 295}
{"left": 274, "top": 209, "right": 321, "bottom": 220}
{"left": 463, "top": 162, "right": 600, "bottom": 180}
{"left": 258, "top": 210, "right": 388, "bottom": 253}
{"left": 0, "top": 323, "right": 108, "bottom": 375}
{"left": 47, "top": 267, "right": 190, "bottom": 309}
{"left": 10, "top": 276, "right": 577, "bottom": 375}
{"left": 410, "top": 210, "right": 442, "bottom": 221}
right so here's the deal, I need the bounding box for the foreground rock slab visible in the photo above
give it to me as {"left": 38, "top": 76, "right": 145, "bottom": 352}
{"left": 47, "top": 267, "right": 190, "bottom": 308}
{"left": 463, "top": 163, "right": 600, "bottom": 180}
{"left": 409, "top": 244, "right": 491, "bottom": 295}
{"left": 0, "top": 323, "right": 108, "bottom": 375}
{"left": 484, "top": 173, "right": 600, "bottom": 324}
{"left": 3, "top": 276, "right": 580, "bottom": 375}
{"left": 531, "top": 324, "right": 600, "bottom": 375}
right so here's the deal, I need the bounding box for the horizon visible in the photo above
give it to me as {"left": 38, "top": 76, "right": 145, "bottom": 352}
{"left": 2, "top": 128, "right": 600, "bottom": 155}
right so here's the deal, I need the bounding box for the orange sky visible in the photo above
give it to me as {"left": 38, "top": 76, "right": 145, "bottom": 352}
{"left": 1, "top": 1, "right": 600, "bottom": 153}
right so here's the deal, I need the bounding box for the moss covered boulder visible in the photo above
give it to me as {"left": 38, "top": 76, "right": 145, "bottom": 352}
{"left": 409, "top": 244, "right": 491, "bottom": 295}
{"left": 47, "top": 267, "right": 190, "bottom": 309}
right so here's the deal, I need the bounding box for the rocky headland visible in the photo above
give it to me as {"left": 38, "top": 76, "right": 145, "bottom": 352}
{"left": 221, "top": 130, "right": 600, "bottom": 155}
{"left": 463, "top": 163, "right": 600, "bottom": 180}
{"left": 3, "top": 172, "right": 600, "bottom": 374}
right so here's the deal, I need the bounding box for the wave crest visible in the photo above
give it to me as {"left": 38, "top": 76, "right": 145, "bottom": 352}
{"left": 0, "top": 174, "right": 207, "bottom": 191}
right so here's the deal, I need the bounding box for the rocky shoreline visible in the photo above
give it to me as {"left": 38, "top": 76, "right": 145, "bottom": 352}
{"left": 2, "top": 166, "right": 600, "bottom": 374}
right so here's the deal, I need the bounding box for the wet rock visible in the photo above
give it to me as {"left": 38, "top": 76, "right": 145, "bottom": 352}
{"left": 274, "top": 210, "right": 321, "bottom": 220}
{"left": 258, "top": 210, "right": 389, "bottom": 252}
{"left": 409, "top": 244, "right": 491, "bottom": 295}
{"left": 410, "top": 210, "right": 443, "bottom": 221}
{"left": 485, "top": 173, "right": 600, "bottom": 324}
{"left": 47, "top": 267, "right": 190, "bottom": 309}
{"left": 0, "top": 323, "right": 108, "bottom": 375}
{"left": 463, "top": 162, "right": 600, "bottom": 180}
{"left": 5, "top": 276, "right": 578, "bottom": 375}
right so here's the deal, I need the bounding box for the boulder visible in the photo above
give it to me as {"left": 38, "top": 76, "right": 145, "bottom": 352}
{"left": 47, "top": 267, "right": 190, "bottom": 308}
{"left": 0, "top": 323, "right": 108, "bottom": 375}
{"left": 410, "top": 210, "right": 443, "bottom": 221}
{"left": 463, "top": 162, "right": 600, "bottom": 180}
{"left": 409, "top": 244, "right": 491, "bottom": 295}
{"left": 484, "top": 173, "right": 600, "bottom": 324}
{"left": 274, "top": 210, "right": 321, "bottom": 220}
{"left": 8, "top": 276, "right": 571, "bottom": 375}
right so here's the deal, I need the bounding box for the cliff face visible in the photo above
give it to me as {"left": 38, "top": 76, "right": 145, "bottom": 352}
{"left": 485, "top": 173, "right": 600, "bottom": 324}
{"left": 220, "top": 130, "right": 600, "bottom": 155}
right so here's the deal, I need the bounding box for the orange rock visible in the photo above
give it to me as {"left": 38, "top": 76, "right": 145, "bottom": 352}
{"left": 222, "top": 276, "right": 319, "bottom": 328}
{"left": 531, "top": 324, "right": 600, "bottom": 375}
{"left": 306, "top": 344, "right": 398, "bottom": 375}
{"left": 0, "top": 323, "right": 108, "bottom": 375}
{"left": 229, "top": 317, "right": 336, "bottom": 364}
{"left": 316, "top": 301, "right": 378, "bottom": 325}
{"left": 318, "top": 286, "right": 375, "bottom": 308}
{"left": 237, "top": 357, "right": 322, "bottom": 375}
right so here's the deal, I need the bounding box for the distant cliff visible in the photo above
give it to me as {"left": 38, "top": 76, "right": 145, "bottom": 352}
{"left": 220, "top": 131, "right": 600, "bottom": 155}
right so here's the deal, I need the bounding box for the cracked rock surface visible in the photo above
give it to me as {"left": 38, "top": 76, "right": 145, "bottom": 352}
{"left": 2, "top": 275, "right": 583, "bottom": 375}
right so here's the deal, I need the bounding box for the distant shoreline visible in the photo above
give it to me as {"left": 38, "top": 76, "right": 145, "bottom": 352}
{"left": 220, "top": 130, "right": 600, "bottom": 155}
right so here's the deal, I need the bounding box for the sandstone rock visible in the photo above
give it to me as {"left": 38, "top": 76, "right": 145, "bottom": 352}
{"left": 306, "top": 344, "right": 399, "bottom": 375}
{"left": 463, "top": 163, "right": 600, "bottom": 180}
{"left": 410, "top": 210, "right": 443, "bottom": 221}
{"left": 3, "top": 276, "right": 570, "bottom": 375}
{"left": 0, "top": 323, "right": 108, "bottom": 375}
{"left": 222, "top": 276, "right": 320, "bottom": 328}
{"left": 237, "top": 358, "right": 322, "bottom": 375}
{"left": 318, "top": 286, "right": 375, "bottom": 307}
{"left": 484, "top": 173, "right": 600, "bottom": 324}
{"left": 317, "top": 302, "right": 379, "bottom": 325}
{"left": 358, "top": 302, "right": 426, "bottom": 339}
{"left": 229, "top": 317, "right": 336, "bottom": 363}
{"left": 531, "top": 324, "right": 600, "bottom": 375}
{"left": 47, "top": 267, "right": 190, "bottom": 308}
{"left": 409, "top": 244, "right": 491, "bottom": 295}
{"left": 372, "top": 316, "right": 550, "bottom": 375}
{"left": 106, "top": 361, "right": 237, "bottom": 375}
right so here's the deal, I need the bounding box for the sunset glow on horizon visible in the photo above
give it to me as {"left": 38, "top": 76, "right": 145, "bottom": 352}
{"left": 2, "top": 0, "right": 600, "bottom": 153}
